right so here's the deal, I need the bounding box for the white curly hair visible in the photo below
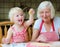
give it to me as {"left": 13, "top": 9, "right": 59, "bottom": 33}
{"left": 37, "top": 1, "right": 55, "bottom": 19}
{"left": 8, "top": 7, "right": 24, "bottom": 22}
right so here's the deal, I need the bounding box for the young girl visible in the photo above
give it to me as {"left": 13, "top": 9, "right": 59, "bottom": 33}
{"left": 2, "top": 7, "right": 35, "bottom": 43}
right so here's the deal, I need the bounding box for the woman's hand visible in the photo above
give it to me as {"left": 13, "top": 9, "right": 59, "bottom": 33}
{"left": 36, "top": 34, "right": 48, "bottom": 42}
{"left": 28, "top": 8, "right": 35, "bottom": 16}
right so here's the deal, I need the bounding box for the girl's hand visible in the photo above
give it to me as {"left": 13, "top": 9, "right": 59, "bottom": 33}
{"left": 2, "top": 38, "right": 9, "bottom": 44}
{"left": 36, "top": 34, "right": 48, "bottom": 42}
{"left": 28, "top": 8, "right": 35, "bottom": 16}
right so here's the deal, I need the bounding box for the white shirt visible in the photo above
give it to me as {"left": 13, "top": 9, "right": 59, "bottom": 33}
{"left": 33, "top": 17, "right": 60, "bottom": 38}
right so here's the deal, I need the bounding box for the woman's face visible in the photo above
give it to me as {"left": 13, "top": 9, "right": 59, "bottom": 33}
{"left": 13, "top": 11, "right": 24, "bottom": 25}
{"left": 39, "top": 7, "right": 51, "bottom": 22}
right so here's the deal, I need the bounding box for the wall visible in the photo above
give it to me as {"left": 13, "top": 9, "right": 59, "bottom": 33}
{"left": 0, "top": 0, "right": 60, "bottom": 21}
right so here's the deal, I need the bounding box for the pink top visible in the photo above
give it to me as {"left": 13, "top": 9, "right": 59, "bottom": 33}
{"left": 11, "top": 26, "right": 27, "bottom": 43}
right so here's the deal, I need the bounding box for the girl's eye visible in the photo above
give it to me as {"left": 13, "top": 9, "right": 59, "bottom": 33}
{"left": 20, "top": 14, "right": 23, "bottom": 16}
{"left": 16, "top": 15, "right": 19, "bottom": 17}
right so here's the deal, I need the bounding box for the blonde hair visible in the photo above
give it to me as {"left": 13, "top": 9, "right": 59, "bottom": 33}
{"left": 37, "top": 1, "right": 55, "bottom": 19}
{"left": 8, "top": 7, "right": 24, "bottom": 22}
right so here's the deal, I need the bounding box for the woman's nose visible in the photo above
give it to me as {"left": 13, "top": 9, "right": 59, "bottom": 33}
{"left": 43, "top": 13, "right": 46, "bottom": 17}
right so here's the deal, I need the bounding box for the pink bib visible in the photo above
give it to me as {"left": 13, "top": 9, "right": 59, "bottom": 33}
{"left": 39, "top": 20, "right": 59, "bottom": 42}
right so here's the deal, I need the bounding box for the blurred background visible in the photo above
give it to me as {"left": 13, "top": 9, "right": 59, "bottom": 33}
{"left": 0, "top": 0, "right": 60, "bottom": 21}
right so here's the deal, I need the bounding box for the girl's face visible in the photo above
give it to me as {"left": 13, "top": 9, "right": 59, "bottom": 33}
{"left": 13, "top": 11, "right": 24, "bottom": 25}
{"left": 39, "top": 7, "right": 51, "bottom": 22}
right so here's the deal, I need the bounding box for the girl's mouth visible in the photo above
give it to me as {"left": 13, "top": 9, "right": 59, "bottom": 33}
{"left": 18, "top": 19, "right": 22, "bottom": 22}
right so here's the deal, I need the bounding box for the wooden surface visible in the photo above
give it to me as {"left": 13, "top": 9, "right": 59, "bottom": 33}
{"left": 0, "top": 21, "right": 13, "bottom": 43}
{"left": 0, "top": 44, "right": 2, "bottom": 47}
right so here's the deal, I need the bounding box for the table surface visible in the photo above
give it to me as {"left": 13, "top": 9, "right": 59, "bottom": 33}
{"left": 0, "top": 41, "right": 60, "bottom": 47}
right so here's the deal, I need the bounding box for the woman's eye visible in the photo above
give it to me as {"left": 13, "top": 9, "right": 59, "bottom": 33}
{"left": 40, "top": 11, "right": 43, "bottom": 14}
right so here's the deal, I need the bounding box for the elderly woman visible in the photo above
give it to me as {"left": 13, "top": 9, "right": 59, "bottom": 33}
{"left": 31, "top": 1, "right": 60, "bottom": 42}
